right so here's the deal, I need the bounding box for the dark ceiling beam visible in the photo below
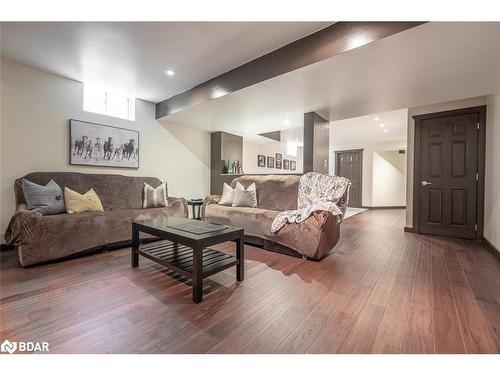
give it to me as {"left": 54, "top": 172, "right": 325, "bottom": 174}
{"left": 258, "top": 131, "right": 281, "bottom": 142}
{"left": 156, "top": 21, "right": 425, "bottom": 119}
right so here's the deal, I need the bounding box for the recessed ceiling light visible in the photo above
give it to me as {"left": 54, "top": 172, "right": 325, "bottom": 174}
{"left": 383, "top": 129, "right": 389, "bottom": 133}
{"left": 245, "top": 129, "right": 249, "bottom": 133}
{"left": 165, "top": 70, "right": 175, "bottom": 76}
{"left": 374, "top": 117, "right": 380, "bottom": 121}
{"left": 284, "top": 119, "right": 290, "bottom": 126}
{"left": 379, "top": 123, "right": 385, "bottom": 128}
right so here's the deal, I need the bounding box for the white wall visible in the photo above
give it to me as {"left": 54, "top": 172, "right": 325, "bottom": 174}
{"left": 372, "top": 150, "right": 407, "bottom": 207}
{"left": 485, "top": 94, "right": 500, "bottom": 250}
{"left": 405, "top": 96, "right": 487, "bottom": 228}
{"left": 242, "top": 138, "right": 302, "bottom": 174}
{"left": 330, "top": 140, "right": 407, "bottom": 207}
{"left": 0, "top": 59, "right": 210, "bottom": 240}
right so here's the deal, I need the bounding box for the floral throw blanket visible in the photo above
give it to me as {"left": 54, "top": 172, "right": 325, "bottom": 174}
{"left": 271, "top": 172, "right": 351, "bottom": 233}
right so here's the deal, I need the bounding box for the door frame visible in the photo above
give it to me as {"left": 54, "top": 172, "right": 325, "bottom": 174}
{"left": 412, "top": 105, "right": 486, "bottom": 240}
{"left": 335, "top": 148, "right": 363, "bottom": 208}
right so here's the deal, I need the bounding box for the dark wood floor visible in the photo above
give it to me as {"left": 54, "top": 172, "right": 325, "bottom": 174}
{"left": 1, "top": 209, "right": 500, "bottom": 354}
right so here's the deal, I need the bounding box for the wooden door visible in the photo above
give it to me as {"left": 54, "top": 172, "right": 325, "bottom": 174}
{"left": 335, "top": 149, "right": 363, "bottom": 208}
{"left": 414, "top": 107, "right": 485, "bottom": 239}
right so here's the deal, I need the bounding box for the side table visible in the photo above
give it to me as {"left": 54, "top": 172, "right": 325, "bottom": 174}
{"left": 187, "top": 199, "right": 203, "bottom": 220}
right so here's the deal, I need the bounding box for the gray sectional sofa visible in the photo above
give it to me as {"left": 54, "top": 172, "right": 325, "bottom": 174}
{"left": 203, "top": 175, "right": 341, "bottom": 260}
{"left": 5, "top": 172, "right": 188, "bottom": 266}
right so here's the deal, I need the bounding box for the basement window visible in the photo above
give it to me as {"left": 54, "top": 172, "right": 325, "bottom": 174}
{"left": 83, "top": 84, "right": 135, "bottom": 121}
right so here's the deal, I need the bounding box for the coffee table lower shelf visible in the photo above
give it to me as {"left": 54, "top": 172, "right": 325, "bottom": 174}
{"left": 137, "top": 240, "right": 237, "bottom": 279}
{"left": 132, "top": 217, "right": 244, "bottom": 303}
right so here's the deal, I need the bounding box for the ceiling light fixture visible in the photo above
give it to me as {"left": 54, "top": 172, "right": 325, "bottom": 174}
{"left": 165, "top": 70, "right": 175, "bottom": 76}
{"left": 384, "top": 129, "right": 389, "bottom": 133}
{"left": 284, "top": 119, "right": 290, "bottom": 126}
{"left": 379, "top": 123, "right": 385, "bottom": 128}
{"left": 211, "top": 87, "right": 228, "bottom": 99}
{"left": 374, "top": 117, "right": 380, "bottom": 121}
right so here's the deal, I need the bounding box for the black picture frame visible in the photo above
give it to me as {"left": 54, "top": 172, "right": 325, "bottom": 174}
{"left": 69, "top": 119, "right": 139, "bottom": 169}
{"left": 267, "top": 156, "right": 275, "bottom": 168}
{"left": 275, "top": 153, "right": 282, "bottom": 169}
{"left": 290, "top": 160, "right": 296, "bottom": 171}
{"left": 257, "top": 154, "right": 266, "bottom": 167}
{"left": 283, "top": 159, "right": 290, "bottom": 170}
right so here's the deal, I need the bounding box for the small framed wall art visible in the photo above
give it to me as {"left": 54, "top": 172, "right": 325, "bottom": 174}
{"left": 275, "top": 153, "right": 282, "bottom": 169}
{"left": 267, "top": 156, "right": 275, "bottom": 168}
{"left": 257, "top": 154, "right": 266, "bottom": 167}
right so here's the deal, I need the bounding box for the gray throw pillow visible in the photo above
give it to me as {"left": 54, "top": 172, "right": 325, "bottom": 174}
{"left": 232, "top": 182, "right": 257, "bottom": 208}
{"left": 21, "top": 179, "right": 65, "bottom": 215}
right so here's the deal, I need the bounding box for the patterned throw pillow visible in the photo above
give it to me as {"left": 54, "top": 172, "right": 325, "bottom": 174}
{"left": 219, "top": 183, "right": 236, "bottom": 206}
{"left": 143, "top": 182, "right": 168, "bottom": 208}
{"left": 232, "top": 182, "right": 257, "bottom": 208}
{"left": 64, "top": 187, "right": 104, "bottom": 214}
{"left": 21, "top": 179, "right": 66, "bottom": 215}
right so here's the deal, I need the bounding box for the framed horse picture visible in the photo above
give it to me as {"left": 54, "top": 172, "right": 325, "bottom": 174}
{"left": 69, "top": 119, "right": 139, "bottom": 169}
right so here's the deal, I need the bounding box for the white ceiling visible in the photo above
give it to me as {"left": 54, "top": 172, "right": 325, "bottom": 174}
{"left": 330, "top": 108, "right": 407, "bottom": 147}
{"left": 161, "top": 22, "right": 500, "bottom": 138}
{"left": 0, "top": 22, "right": 331, "bottom": 102}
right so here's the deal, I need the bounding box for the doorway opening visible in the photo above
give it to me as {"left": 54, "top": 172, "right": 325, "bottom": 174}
{"left": 330, "top": 108, "right": 408, "bottom": 219}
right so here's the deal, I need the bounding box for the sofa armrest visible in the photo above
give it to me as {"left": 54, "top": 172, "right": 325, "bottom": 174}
{"left": 13, "top": 203, "right": 30, "bottom": 214}
{"left": 167, "top": 196, "right": 188, "bottom": 218}
{"left": 271, "top": 211, "right": 341, "bottom": 260}
{"left": 201, "top": 195, "right": 221, "bottom": 220}
{"left": 315, "top": 211, "right": 341, "bottom": 258}
{"left": 4, "top": 204, "right": 44, "bottom": 246}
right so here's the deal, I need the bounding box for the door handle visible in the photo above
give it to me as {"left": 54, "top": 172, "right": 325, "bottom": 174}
{"left": 421, "top": 180, "right": 432, "bottom": 186}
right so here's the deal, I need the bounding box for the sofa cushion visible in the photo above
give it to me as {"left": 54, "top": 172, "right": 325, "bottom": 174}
{"left": 21, "top": 178, "right": 65, "bottom": 215}
{"left": 205, "top": 204, "right": 278, "bottom": 237}
{"left": 104, "top": 207, "right": 186, "bottom": 244}
{"left": 15, "top": 211, "right": 107, "bottom": 266}
{"left": 230, "top": 175, "right": 300, "bottom": 211}
{"left": 204, "top": 203, "right": 340, "bottom": 259}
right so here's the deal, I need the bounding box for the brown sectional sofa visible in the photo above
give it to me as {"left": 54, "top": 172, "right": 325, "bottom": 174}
{"left": 5, "top": 172, "right": 188, "bottom": 266}
{"left": 203, "top": 175, "right": 341, "bottom": 260}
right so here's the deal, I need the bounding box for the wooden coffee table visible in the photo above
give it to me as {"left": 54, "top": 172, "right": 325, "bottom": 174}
{"left": 131, "top": 217, "right": 244, "bottom": 303}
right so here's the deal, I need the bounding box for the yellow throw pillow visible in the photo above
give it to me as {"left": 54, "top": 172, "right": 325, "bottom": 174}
{"left": 64, "top": 187, "right": 104, "bottom": 214}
